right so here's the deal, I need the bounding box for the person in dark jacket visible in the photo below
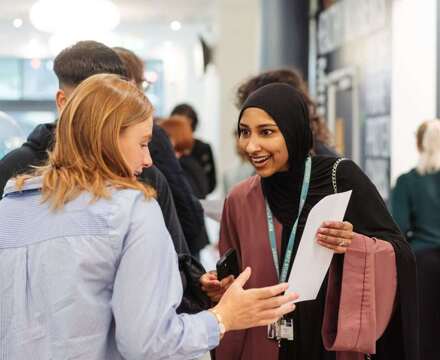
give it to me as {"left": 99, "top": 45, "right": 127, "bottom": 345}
{"left": 170, "top": 103, "right": 217, "bottom": 194}
{"left": 149, "top": 125, "right": 206, "bottom": 251}
{"left": 0, "top": 41, "right": 190, "bottom": 254}
{"left": 159, "top": 116, "right": 211, "bottom": 258}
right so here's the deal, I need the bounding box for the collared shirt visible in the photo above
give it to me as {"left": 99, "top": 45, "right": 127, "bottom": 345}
{"left": 0, "top": 177, "right": 219, "bottom": 359}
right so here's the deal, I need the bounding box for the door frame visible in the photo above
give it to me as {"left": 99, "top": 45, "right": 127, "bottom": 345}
{"left": 325, "top": 66, "right": 360, "bottom": 163}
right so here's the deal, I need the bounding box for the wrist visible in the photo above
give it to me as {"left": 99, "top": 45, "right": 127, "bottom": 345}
{"left": 209, "top": 307, "right": 228, "bottom": 339}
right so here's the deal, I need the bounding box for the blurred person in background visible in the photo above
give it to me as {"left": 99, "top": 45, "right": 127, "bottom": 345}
{"left": 159, "top": 117, "right": 211, "bottom": 264}
{"left": 392, "top": 119, "right": 440, "bottom": 360}
{"left": 160, "top": 116, "right": 209, "bottom": 199}
{"left": 0, "top": 74, "right": 299, "bottom": 359}
{"left": 392, "top": 119, "right": 440, "bottom": 251}
{"left": 170, "top": 103, "right": 217, "bottom": 194}
{"left": 235, "top": 68, "right": 338, "bottom": 157}
{"left": 114, "top": 46, "right": 207, "bottom": 257}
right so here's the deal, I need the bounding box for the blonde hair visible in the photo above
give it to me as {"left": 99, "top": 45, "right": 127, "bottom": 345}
{"left": 16, "top": 74, "right": 155, "bottom": 209}
{"left": 417, "top": 119, "right": 440, "bottom": 175}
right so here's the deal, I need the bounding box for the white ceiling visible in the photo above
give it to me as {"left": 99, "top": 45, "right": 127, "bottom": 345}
{"left": 0, "top": 0, "right": 218, "bottom": 24}
{"left": 0, "top": 0, "right": 219, "bottom": 57}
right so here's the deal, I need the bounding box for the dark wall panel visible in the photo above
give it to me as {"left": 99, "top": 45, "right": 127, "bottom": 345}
{"left": 260, "top": 0, "right": 309, "bottom": 80}
{"left": 311, "top": 0, "right": 392, "bottom": 201}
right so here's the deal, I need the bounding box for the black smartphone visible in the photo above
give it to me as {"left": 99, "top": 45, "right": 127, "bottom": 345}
{"left": 216, "top": 248, "right": 239, "bottom": 281}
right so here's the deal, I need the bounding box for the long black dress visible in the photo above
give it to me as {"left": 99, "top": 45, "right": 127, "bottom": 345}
{"left": 262, "top": 157, "right": 419, "bottom": 360}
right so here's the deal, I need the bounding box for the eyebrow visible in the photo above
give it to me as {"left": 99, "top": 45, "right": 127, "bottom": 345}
{"left": 239, "top": 123, "right": 277, "bottom": 128}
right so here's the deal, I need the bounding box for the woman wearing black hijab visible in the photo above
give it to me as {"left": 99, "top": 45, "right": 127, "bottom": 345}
{"left": 205, "top": 83, "right": 418, "bottom": 360}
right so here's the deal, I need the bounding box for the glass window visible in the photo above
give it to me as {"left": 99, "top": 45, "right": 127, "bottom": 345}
{"left": 22, "top": 59, "right": 58, "bottom": 100}
{"left": 8, "top": 111, "right": 56, "bottom": 138}
{"left": 0, "top": 59, "right": 21, "bottom": 100}
{"left": 145, "top": 59, "right": 164, "bottom": 116}
{"left": 0, "top": 112, "right": 26, "bottom": 158}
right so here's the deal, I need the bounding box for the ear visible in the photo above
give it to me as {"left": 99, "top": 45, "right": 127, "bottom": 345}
{"left": 55, "top": 89, "right": 67, "bottom": 114}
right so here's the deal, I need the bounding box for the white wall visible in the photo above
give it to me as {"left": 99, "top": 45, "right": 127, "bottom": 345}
{"left": 391, "top": 0, "right": 437, "bottom": 184}
{"left": 214, "top": 0, "right": 261, "bottom": 194}
{"left": 136, "top": 25, "right": 218, "bottom": 118}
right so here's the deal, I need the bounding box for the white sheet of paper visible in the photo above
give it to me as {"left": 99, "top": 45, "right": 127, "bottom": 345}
{"left": 200, "top": 199, "right": 224, "bottom": 222}
{"left": 287, "top": 190, "right": 352, "bottom": 303}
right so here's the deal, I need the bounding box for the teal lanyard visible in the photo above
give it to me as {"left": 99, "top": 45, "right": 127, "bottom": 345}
{"left": 265, "top": 156, "right": 312, "bottom": 283}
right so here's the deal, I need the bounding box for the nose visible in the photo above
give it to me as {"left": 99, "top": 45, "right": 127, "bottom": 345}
{"left": 143, "top": 147, "right": 153, "bottom": 169}
{"left": 244, "top": 135, "right": 262, "bottom": 154}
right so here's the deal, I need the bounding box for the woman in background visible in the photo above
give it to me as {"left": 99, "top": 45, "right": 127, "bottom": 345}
{"left": 392, "top": 119, "right": 440, "bottom": 250}
{"left": 392, "top": 119, "right": 440, "bottom": 360}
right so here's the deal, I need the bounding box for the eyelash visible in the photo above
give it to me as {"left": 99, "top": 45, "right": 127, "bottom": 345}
{"left": 239, "top": 129, "right": 273, "bottom": 137}
{"left": 239, "top": 129, "right": 250, "bottom": 137}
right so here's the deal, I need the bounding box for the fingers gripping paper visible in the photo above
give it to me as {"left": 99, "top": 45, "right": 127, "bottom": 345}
{"left": 287, "top": 190, "right": 352, "bottom": 303}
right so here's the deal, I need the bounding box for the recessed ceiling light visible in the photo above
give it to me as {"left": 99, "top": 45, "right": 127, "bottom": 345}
{"left": 30, "top": 0, "right": 120, "bottom": 34}
{"left": 13, "top": 18, "right": 23, "bottom": 28}
{"left": 170, "top": 20, "right": 181, "bottom": 31}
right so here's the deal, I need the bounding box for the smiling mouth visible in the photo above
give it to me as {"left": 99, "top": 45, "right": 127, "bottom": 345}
{"left": 250, "top": 155, "right": 271, "bottom": 168}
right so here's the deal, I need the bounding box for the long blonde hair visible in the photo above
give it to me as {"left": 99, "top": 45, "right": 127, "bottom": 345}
{"left": 417, "top": 119, "right": 440, "bottom": 175}
{"left": 16, "top": 74, "right": 155, "bottom": 209}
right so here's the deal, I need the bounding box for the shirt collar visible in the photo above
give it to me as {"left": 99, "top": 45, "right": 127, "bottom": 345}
{"left": 3, "top": 176, "right": 42, "bottom": 197}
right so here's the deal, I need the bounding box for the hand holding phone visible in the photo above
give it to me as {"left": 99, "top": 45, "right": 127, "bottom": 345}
{"left": 216, "top": 248, "right": 239, "bottom": 281}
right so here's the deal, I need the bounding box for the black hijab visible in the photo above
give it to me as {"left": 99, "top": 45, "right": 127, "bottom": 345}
{"left": 238, "top": 83, "right": 314, "bottom": 227}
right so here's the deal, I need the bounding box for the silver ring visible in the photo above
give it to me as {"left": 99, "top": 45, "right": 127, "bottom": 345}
{"left": 338, "top": 239, "right": 346, "bottom": 247}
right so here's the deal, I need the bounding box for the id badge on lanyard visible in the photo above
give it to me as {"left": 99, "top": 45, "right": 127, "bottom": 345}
{"left": 267, "top": 318, "right": 294, "bottom": 342}
{"left": 265, "top": 156, "right": 311, "bottom": 343}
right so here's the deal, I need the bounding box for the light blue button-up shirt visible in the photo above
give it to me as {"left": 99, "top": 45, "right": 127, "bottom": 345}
{"left": 0, "top": 177, "right": 219, "bottom": 359}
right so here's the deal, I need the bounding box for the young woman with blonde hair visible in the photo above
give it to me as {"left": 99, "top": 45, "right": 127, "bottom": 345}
{"left": 0, "top": 74, "right": 297, "bottom": 360}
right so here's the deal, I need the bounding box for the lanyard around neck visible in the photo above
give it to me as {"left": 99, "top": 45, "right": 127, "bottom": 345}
{"left": 265, "top": 156, "right": 312, "bottom": 283}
